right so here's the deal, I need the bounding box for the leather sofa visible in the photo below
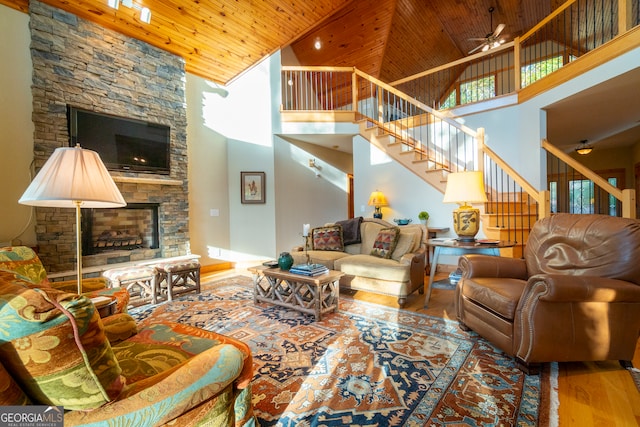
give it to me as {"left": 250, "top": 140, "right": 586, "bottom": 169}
{"left": 0, "top": 266, "right": 256, "bottom": 426}
{"left": 455, "top": 213, "right": 640, "bottom": 373}
{"left": 292, "top": 218, "right": 425, "bottom": 307}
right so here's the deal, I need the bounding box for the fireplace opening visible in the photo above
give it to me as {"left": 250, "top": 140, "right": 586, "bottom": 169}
{"left": 82, "top": 203, "right": 160, "bottom": 256}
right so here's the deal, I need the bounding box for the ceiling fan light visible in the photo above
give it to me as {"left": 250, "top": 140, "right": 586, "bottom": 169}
{"left": 575, "top": 140, "right": 593, "bottom": 155}
{"left": 482, "top": 44, "right": 490, "bottom": 52}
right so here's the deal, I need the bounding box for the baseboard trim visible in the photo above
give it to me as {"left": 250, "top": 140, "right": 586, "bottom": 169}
{"left": 201, "top": 262, "right": 235, "bottom": 274}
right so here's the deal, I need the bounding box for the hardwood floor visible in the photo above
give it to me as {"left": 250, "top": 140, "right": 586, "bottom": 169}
{"left": 207, "top": 269, "right": 640, "bottom": 426}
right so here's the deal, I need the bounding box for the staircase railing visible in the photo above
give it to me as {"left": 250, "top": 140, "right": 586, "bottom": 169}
{"left": 482, "top": 143, "right": 550, "bottom": 251}
{"left": 543, "top": 140, "right": 636, "bottom": 218}
{"left": 282, "top": 66, "right": 482, "bottom": 173}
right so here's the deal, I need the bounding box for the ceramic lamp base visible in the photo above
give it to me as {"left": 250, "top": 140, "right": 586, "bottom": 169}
{"left": 452, "top": 206, "right": 480, "bottom": 241}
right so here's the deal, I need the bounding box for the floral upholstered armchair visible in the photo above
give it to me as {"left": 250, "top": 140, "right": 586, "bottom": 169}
{"left": 0, "top": 246, "right": 130, "bottom": 314}
{"left": 0, "top": 269, "right": 256, "bottom": 426}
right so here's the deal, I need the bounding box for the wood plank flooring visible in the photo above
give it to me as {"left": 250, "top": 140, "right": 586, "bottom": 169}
{"left": 205, "top": 270, "right": 640, "bottom": 426}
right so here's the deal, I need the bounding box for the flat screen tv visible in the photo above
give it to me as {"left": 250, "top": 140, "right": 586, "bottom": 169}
{"left": 67, "top": 106, "right": 171, "bottom": 175}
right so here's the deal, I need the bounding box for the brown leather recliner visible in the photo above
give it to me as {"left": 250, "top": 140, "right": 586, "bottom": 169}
{"left": 455, "top": 213, "right": 640, "bottom": 373}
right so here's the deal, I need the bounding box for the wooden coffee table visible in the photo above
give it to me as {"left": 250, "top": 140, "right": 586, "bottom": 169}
{"left": 248, "top": 265, "right": 343, "bottom": 321}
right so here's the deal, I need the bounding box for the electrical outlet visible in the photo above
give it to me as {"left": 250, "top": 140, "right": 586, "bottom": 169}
{"left": 210, "top": 209, "right": 219, "bottom": 217}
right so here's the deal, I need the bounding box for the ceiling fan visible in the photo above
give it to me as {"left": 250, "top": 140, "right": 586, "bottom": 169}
{"left": 468, "top": 7, "right": 506, "bottom": 54}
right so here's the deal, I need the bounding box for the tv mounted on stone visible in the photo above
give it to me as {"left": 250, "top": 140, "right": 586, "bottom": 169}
{"left": 67, "top": 106, "right": 171, "bottom": 175}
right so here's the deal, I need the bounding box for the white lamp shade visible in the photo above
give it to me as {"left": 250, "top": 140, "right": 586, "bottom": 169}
{"left": 19, "top": 146, "right": 126, "bottom": 208}
{"left": 442, "top": 171, "right": 488, "bottom": 204}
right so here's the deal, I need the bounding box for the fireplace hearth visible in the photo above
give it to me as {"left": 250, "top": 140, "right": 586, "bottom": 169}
{"left": 82, "top": 203, "right": 160, "bottom": 256}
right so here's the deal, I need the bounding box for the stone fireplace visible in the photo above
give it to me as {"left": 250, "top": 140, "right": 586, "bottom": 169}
{"left": 29, "top": 0, "right": 189, "bottom": 273}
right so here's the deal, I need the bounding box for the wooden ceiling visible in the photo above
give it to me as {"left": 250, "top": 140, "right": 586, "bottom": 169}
{"left": 1, "top": 0, "right": 560, "bottom": 84}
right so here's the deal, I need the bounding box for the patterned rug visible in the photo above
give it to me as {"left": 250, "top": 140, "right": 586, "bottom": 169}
{"left": 129, "top": 275, "right": 557, "bottom": 426}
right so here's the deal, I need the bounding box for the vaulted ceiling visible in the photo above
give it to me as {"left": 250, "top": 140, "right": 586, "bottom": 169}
{"left": 0, "top": 0, "right": 560, "bottom": 85}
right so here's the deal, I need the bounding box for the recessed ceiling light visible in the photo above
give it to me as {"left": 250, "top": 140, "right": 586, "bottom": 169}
{"left": 314, "top": 38, "right": 322, "bottom": 50}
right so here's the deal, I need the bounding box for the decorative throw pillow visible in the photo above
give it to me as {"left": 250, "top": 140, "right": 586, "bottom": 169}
{"left": 370, "top": 227, "right": 400, "bottom": 259}
{"left": 312, "top": 225, "right": 344, "bottom": 251}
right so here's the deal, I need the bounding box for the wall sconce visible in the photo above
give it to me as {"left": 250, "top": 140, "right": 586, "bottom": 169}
{"left": 308, "top": 159, "right": 321, "bottom": 177}
{"left": 575, "top": 139, "right": 593, "bottom": 155}
{"left": 107, "top": 0, "right": 152, "bottom": 23}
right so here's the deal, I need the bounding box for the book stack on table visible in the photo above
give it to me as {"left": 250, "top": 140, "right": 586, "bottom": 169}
{"left": 289, "top": 263, "right": 329, "bottom": 276}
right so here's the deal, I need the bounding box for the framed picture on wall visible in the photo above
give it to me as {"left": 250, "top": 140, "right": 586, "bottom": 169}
{"left": 241, "top": 171, "right": 266, "bottom": 204}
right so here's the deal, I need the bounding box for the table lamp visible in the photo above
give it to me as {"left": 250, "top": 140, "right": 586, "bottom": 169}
{"left": 19, "top": 145, "right": 127, "bottom": 293}
{"left": 368, "top": 190, "right": 389, "bottom": 219}
{"left": 442, "top": 171, "right": 487, "bottom": 242}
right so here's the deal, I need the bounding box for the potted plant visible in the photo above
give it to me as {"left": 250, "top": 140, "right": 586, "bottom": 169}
{"left": 418, "top": 211, "right": 429, "bottom": 225}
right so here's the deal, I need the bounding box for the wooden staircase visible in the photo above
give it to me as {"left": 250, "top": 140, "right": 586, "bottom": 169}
{"left": 358, "top": 120, "right": 449, "bottom": 193}
{"left": 482, "top": 197, "right": 539, "bottom": 258}
{"left": 359, "top": 120, "right": 538, "bottom": 259}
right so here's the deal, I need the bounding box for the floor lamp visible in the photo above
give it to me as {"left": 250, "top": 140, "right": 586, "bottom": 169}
{"left": 19, "top": 145, "right": 126, "bottom": 294}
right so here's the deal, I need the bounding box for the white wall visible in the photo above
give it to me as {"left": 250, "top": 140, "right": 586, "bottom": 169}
{"left": 274, "top": 135, "right": 348, "bottom": 253}
{"left": 352, "top": 135, "right": 456, "bottom": 234}
{"left": 186, "top": 74, "right": 231, "bottom": 265}
{"left": 0, "top": 5, "right": 36, "bottom": 246}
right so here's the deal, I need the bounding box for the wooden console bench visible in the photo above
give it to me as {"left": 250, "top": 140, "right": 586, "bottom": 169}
{"left": 248, "top": 265, "right": 342, "bottom": 321}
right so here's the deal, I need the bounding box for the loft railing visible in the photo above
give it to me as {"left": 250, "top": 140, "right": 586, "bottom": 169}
{"left": 543, "top": 140, "right": 636, "bottom": 218}
{"left": 390, "top": 0, "right": 639, "bottom": 110}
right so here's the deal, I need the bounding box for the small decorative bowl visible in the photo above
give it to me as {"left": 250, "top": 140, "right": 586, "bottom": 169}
{"left": 393, "top": 218, "right": 412, "bottom": 225}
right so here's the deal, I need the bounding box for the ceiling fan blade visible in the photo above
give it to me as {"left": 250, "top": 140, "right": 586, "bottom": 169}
{"left": 468, "top": 37, "right": 488, "bottom": 41}
{"left": 493, "top": 23, "right": 506, "bottom": 37}
{"left": 468, "top": 43, "right": 485, "bottom": 54}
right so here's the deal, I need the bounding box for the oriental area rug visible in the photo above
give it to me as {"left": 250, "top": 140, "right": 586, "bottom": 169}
{"left": 129, "top": 275, "right": 558, "bottom": 426}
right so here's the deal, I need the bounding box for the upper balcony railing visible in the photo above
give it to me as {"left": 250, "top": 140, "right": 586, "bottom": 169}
{"left": 389, "top": 0, "right": 639, "bottom": 111}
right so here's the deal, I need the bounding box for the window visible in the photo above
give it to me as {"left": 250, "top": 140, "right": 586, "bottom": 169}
{"left": 439, "top": 90, "right": 456, "bottom": 110}
{"left": 521, "top": 56, "right": 563, "bottom": 87}
{"left": 460, "top": 76, "right": 495, "bottom": 104}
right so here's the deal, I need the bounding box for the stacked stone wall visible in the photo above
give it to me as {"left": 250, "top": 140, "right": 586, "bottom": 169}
{"left": 29, "top": 0, "right": 189, "bottom": 272}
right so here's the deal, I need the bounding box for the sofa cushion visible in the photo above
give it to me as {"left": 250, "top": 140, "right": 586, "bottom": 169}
{"left": 391, "top": 229, "right": 418, "bottom": 261}
{"left": 0, "top": 270, "right": 125, "bottom": 410}
{"left": 370, "top": 227, "right": 400, "bottom": 259}
{"left": 290, "top": 250, "right": 350, "bottom": 270}
{"left": 334, "top": 254, "right": 411, "bottom": 282}
{"left": 312, "top": 225, "right": 344, "bottom": 251}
